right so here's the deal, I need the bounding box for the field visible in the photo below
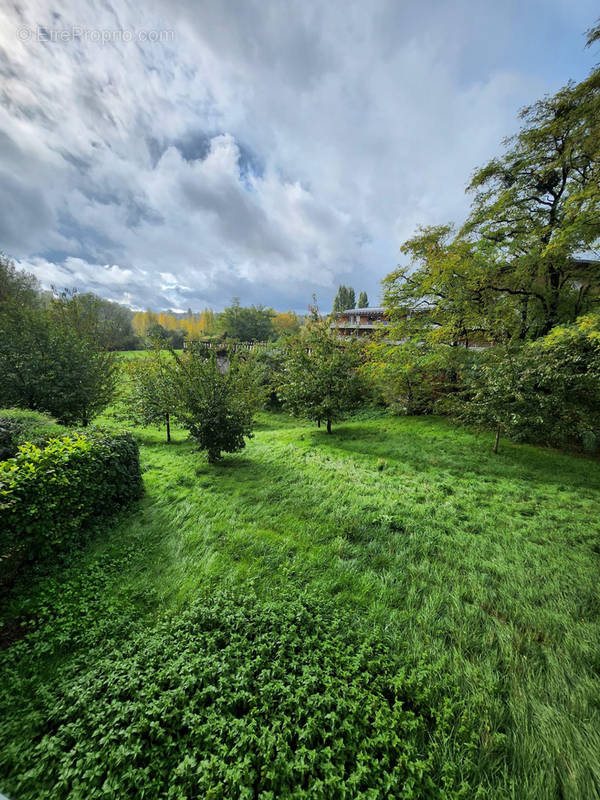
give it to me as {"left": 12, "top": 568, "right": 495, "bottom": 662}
{"left": 2, "top": 410, "right": 600, "bottom": 798}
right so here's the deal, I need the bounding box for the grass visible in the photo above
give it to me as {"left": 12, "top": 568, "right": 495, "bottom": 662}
{"left": 1, "top": 410, "right": 600, "bottom": 797}
{"left": 117, "top": 348, "right": 183, "bottom": 360}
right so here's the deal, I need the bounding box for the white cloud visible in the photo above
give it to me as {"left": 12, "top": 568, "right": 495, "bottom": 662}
{"left": 1, "top": 0, "right": 598, "bottom": 311}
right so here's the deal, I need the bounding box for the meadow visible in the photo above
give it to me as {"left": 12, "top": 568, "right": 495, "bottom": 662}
{"left": 1, "top": 409, "right": 600, "bottom": 798}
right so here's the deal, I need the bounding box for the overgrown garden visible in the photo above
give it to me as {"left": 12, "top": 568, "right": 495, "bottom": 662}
{"left": 0, "top": 19, "right": 600, "bottom": 800}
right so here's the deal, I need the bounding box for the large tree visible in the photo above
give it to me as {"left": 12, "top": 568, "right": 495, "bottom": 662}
{"left": 384, "top": 54, "right": 600, "bottom": 345}
{"left": 217, "top": 298, "right": 276, "bottom": 342}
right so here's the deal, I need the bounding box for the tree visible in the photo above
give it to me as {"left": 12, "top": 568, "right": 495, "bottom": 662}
{"left": 586, "top": 18, "right": 600, "bottom": 47}
{"left": 364, "top": 337, "right": 466, "bottom": 415}
{"left": 0, "top": 253, "right": 40, "bottom": 309}
{"left": 273, "top": 311, "right": 301, "bottom": 337}
{"left": 0, "top": 262, "right": 116, "bottom": 425}
{"left": 279, "top": 315, "right": 365, "bottom": 433}
{"left": 217, "top": 298, "right": 276, "bottom": 341}
{"left": 357, "top": 291, "right": 369, "bottom": 308}
{"left": 49, "top": 290, "right": 138, "bottom": 351}
{"left": 125, "top": 347, "right": 178, "bottom": 442}
{"left": 172, "top": 344, "right": 262, "bottom": 462}
{"left": 451, "top": 314, "right": 600, "bottom": 452}
{"left": 383, "top": 225, "right": 498, "bottom": 346}
{"left": 384, "top": 50, "right": 600, "bottom": 346}
{"left": 332, "top": 285, "right": 356, "bottom": 313}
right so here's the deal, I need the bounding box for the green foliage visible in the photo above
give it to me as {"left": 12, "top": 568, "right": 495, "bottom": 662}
{"left": 145, "top": 322, "right": 186, "bottom": 349}
{"left": 0, "top": 253, "right": 40, "bottom": 309}
{"left": 384, "top": 53, "right": 600, "bottom": 347}
{"left": 50, "top": 289, "right": 139, "bottom": 351}
{"left": 357, "top": 290, "right": 369, "bottom": 308}
{"left": 4, "top": 412, "right": 600, "bottom": 797}
{"left": 332, "top": 285, "right": 356, "bottom": 313}
{"left": 245, "top": 343, "right": 287, "bottom": 409}
{"left": 364, "top": 339, "right": 469, "bottom": 416}
{"left": 0, "top": 589, "right": 481, "bottom": 799}
{"left": 0, "top": 409, "right": 67, "bottom": 460}
{"left": 0, "top": 282, "right": 117, "bottom": 426}
{"left": 451, "top": 314, "right": 600, "bottom": 452}
{"left": 173, "top": 345, "right": 262, "bottom": 462}
{"left": 0, "top": 431, "right": 142, "bottom": 582}
{"left": 124, "top": 346, "right": 178, "bottom": 441}
{"left": 279, "top": 317, "right": 365, "bottom": 432}
{"left": 586, "top": 18, "right": 600, "bottom": 47}
{"left": 217, "top": 298, "right": 276, "bottom": 342}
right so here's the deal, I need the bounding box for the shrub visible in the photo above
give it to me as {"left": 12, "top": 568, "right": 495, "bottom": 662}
{"left": 0, "top": 302, "right": 117, "bottom": 426}
{"left": 0, "top": 409, "right": 68, "bottom": 460}
{"left": 449, "top": 314, "right": 600, "bottom": 452}
{"left": 0, "top": 431, "right": 143, "bottom": 582}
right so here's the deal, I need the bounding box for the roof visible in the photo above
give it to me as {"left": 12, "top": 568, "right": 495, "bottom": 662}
{"left": 340, "top": 307, "right": 385, "bottom": 314}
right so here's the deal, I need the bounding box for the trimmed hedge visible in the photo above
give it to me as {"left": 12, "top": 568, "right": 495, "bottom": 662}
{"left": 0, "top": 432, "right": 143, "bottom": 581}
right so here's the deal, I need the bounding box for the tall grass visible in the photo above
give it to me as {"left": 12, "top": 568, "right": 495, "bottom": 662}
{"left": 1, "top": 411, "right": 599, "bottom": 797}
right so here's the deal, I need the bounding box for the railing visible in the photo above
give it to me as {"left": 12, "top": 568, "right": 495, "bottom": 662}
{"left": 185, "top": 340, "right": 272, "bottom": 352}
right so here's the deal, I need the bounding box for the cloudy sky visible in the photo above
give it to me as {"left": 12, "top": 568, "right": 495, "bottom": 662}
{"left": 0, "top": 0, "right": 597, "bottom": 312}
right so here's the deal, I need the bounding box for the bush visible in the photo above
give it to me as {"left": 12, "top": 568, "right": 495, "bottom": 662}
{"left": 0, "top": 431, "right": 143, "bottom": 582}
{"left": 0, "top": 409, "right": 68, "bottom": 460}
{"left": 0, "top": 302, "right": 117, "bottom": 426}
{"left": 449, "top": 314, "right": 600, "bottom": 452}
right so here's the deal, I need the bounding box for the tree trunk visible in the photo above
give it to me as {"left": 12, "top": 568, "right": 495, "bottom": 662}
{"left": 165, "top": 412, "right": 171, "bottom": 443}
{"left": 326, "top": 417, "right": 332, "bottom": 434}
{"left": 493, "top": 428, "right": 500, "bottom": 454}
{"left": 317, "top": 418, "right": 321, "bottom": 428}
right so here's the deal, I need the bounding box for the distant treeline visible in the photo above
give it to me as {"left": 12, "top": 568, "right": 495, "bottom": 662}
{"left": 132, "top": 299, "right": 302, "bottom": 347}
{"left": 0, "top": 257, "right": 304, "bottom": 351}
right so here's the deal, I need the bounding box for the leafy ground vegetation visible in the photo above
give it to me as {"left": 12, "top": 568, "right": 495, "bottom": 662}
{"left": 1, "top": 410, "right": 600, "bottom": 798}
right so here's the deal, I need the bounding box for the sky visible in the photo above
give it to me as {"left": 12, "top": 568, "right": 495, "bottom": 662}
{"left": 0, "top": 1, "right": 598, "bottom": 313}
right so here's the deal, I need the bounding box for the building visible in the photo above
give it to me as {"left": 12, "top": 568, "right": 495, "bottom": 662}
{"left": 332, "top": 307, "right": 389, "bottom": 337}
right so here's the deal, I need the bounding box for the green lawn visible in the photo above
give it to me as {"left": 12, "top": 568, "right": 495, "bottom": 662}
{"left": 116, "top": 348, "right": 183, "bottom": 359}
{"left": 1, "top": 412, "right": 600, "bottom": 798}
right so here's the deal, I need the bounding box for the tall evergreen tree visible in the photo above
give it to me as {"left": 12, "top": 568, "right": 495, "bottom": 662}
{"left": 357, "top": 291, "right": 369, "bottom": 308}
{"left": 332, "top": 285, "right": 357, "bottom": 313}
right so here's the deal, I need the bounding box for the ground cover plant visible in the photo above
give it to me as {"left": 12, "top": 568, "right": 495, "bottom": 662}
{"left": 1, "top": 411, "right": 600, "bottom": 798}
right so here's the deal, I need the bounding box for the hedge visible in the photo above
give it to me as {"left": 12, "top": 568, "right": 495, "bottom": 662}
{"left": 0, "top": 431, "right": 143, "bottom": 582}
{"left": 0, "top": 408, "right": 68, "bottom": 460}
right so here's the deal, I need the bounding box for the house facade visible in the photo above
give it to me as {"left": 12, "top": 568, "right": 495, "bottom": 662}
{"left": 332, "top": 307, "right": 389, "bottom": 337}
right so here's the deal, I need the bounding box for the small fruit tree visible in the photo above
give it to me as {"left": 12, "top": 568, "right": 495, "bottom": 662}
{"left": 172, "top": 344, "right": 264, "bottom": 463}
{"left": 279, "top": 313, "right": 364, "bottom": 433}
